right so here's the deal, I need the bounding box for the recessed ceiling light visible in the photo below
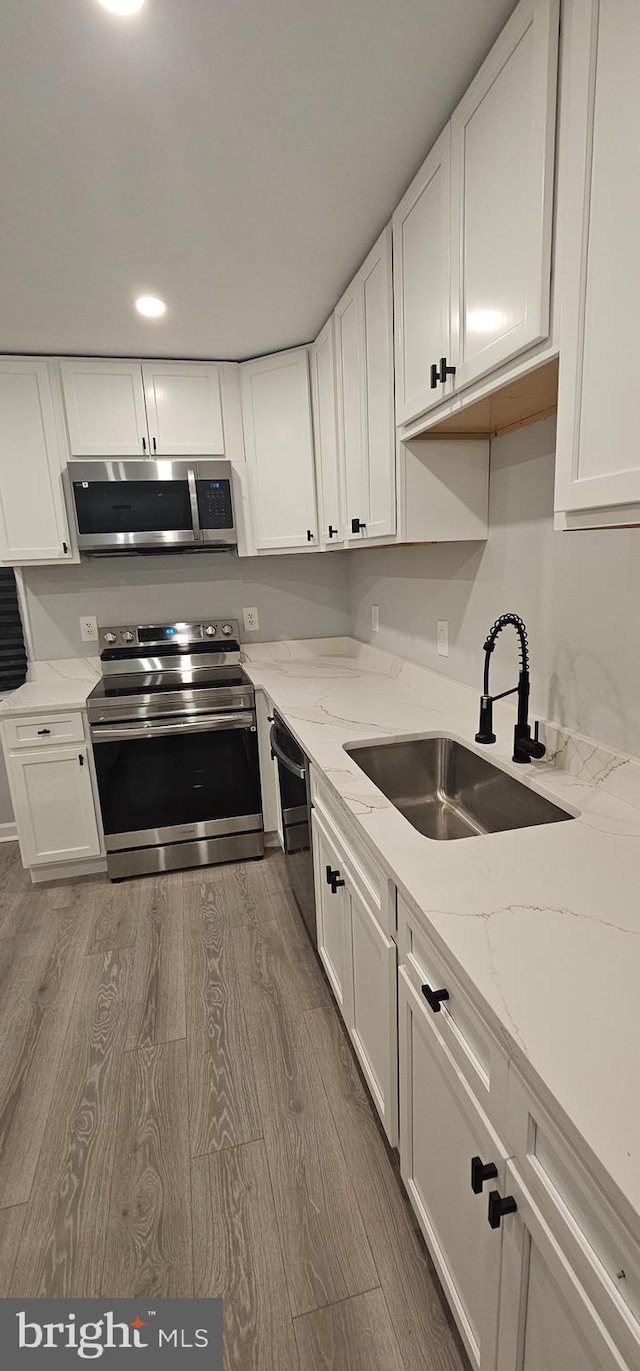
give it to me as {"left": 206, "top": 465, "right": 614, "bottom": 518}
{"left": 97, "top": 0, "right": 146, "bottom": 16}
{"left": 135, "top": 295, "right": 167, "bottom": 319}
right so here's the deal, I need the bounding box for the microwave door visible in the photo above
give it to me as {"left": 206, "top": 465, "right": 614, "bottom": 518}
{"left": 72, "top": 470, "right": 197, "bottom": 550}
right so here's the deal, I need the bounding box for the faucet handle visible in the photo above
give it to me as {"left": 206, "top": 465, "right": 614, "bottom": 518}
{"left": 529, "top": 721, "right": 546, "bottom": 760}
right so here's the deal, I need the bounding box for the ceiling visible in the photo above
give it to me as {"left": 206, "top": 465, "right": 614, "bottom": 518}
{"left": 0, "top": 0, "right": 515, "bottom": 360}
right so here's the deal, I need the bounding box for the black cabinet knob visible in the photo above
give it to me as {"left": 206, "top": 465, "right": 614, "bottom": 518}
{"left": 471, "top": 1156, "right": 498, "bottom": 1194}
{"left": 306, "top": 529, "right": 314, "bottom": 541}
{"left": 326, "top": 865, "right": 345, "bottom": 893}
{"left": 328, "top": 525, "right": 338, "bottom": 539}
{"left": 421, "top": 983, "right": 450, "bottom": 1013}
{"left": 351, "top": 518, "right": 366, "bottom": 534}
{"left": 37, "top": 728, "right": 51, "bottom": 736}
{"left": 430, "top": 362, "right": 440, "bottom": 389}
{"left": 487, "top": 1190, "right": 517, "bottom": 1229}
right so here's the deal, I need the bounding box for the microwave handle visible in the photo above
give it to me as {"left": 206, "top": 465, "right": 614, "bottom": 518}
{"left": 187, "top": 468, "right": 202, "bottom": 542}
{"left": 270, "top": 722, "right": 307, "bottom": 781}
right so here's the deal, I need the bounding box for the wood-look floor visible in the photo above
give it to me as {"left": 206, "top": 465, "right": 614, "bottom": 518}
{"left": 0, "top": 839, "right": 468, "bottom": 1370}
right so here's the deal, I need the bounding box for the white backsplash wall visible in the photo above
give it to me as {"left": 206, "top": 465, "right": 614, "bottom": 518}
{"left": 349, "top": 417, "right": 640, "bottom": 759}
{"left": 21, "top": 551, "right": 351, "bottom": 661}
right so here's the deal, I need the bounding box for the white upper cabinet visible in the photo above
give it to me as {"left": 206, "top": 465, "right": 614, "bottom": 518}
{"left": 61, "top": 359, "right": 149, "bottom": 457}
{"left": 450, "top": 0, "right": 559, "bottom": 393}
{"left": 555, "top": 0, "right": 640, "bottom": 522}
{"left": 0, "top": 359, "right": 73, "bottom": 565}
{"left": 334, "top": 226, "right": 396, "bottom": 544}
{"left": 141, "top": 362, "right": 224, "bottom": 456}
{"left": 393, "top": 125, "right": 452, "bottom": 425}
{"left": 310, "top": 317, "right": 343, "bottom": 547}
{"left": 240, "top": 347, "right": 318, "bottom": 551}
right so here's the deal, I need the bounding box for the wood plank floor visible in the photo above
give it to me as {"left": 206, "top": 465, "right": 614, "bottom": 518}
{"left": 0, "top": 842, "right": 468, "bottom": 1370}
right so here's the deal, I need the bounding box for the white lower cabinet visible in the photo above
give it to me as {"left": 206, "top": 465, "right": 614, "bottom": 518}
{"left": 5, "top": 736, "right": 102, "bottom": 868}
{"left": 495, "top": 1164, "right": 634, "bottom": 1371}
{"left": 399, "top": 966, "right": 509, "bottom": 1369}
{"left": 312, "top": 807, "right": 397, "bottom": 1143}
{"left": 313, "top": 810, "right": 353, "bottom": 1020}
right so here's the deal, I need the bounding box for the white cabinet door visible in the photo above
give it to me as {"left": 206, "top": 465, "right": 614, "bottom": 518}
{"left": 142, "top": 362, "right": 225, "bottom": 456}
{"left": 349, "top": 884, "right": 398, "bottom": 1145}
{"left": 555, "top": 0, "right": 640, "bottom": 517}
{"left": 450, "top": 0, "right": 559, "bottom": 392}
{"left": 312, "top": 811, "right": 352, "bottom": 1019}
{"left": 496, "top": 1164, "right": 633, "bottom": 1371}
{"left": 240, "top": 348, "right": 318, "bottom": 551}
{"left": 310, "top": 318, "right": 343, "bottom": 547}
{"left": 9, "top": 743, "right": 102, "bottom": 867}
{"left": 60, "top": 359, "right": 149, "bottom": 457}
{"left": 399, "top": 967, "right": 509, "bottom": 1370}
{"left": 0, "top": 359, "right": 73, "bottom": 565}
{"left": 393, "top": 125, "right": 452, "bottom": 425}
{"left": 335, "top": 227, "right": 396, "bottom": 544}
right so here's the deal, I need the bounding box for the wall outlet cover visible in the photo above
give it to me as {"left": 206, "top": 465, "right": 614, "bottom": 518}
{"left": 80, "top": 615, "right": 98, "bottom": 643}
{"left": 437, "top": 619, "right": 449, "bottom": 657}
{"left": 243, "top": 606, "right": 260, "bottom": 633}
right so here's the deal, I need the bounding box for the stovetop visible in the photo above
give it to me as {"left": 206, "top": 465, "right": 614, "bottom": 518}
{"left": 87, "top": 619, "right": 254, "bottom": 726}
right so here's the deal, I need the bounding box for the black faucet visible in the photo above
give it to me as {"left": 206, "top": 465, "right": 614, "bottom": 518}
{"left": 475, "top": 613, "right": 546, "bottom": 764}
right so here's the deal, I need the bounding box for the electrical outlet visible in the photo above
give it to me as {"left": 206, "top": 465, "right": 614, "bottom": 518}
{"left": 80, "top": 615, "right": 98, "bottom": 643}
{"left": 371, "top": 604, "right": 379, "bottom": 632}
{"left": 437, "top": 619, "right": 449, "bottom": 657}
{"left": 243, "top": 606, "right": 259, "bottom": 633}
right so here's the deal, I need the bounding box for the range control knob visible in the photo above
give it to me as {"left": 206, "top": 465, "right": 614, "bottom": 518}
{"left": 221, "top": 623, "right": 234, "bottom": 637}
{"left": 103, "top": 632, "right": 116, "bottom": 644}
{"left": 122, "top": 630, "right": 135, "bottom": 643}
{"left": 204, "top": 624, "right": 217, "bottom": 637}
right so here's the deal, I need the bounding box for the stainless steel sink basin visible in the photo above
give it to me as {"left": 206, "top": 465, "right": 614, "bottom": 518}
{"left": 344, "top": 735, "right": 574, "bottom": 840}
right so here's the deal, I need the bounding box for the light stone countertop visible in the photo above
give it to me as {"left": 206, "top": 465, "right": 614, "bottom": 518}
{"left": 242, "top": 636, "right": 640, "bottom": 1240}
{"left": 0, "top": 658, "right": 100, "bottom": 717}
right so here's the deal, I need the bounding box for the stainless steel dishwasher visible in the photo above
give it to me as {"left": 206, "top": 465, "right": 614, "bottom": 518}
{"left": 269, "top": 712, "right": 316, "bottom": 947}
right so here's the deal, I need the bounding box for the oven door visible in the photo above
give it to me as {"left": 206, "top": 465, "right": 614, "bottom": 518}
{"left": 91, "top": 710, "right": 262, "bottom": 850}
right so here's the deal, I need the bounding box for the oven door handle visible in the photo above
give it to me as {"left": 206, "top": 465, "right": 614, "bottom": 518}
{"left": 91, "top": 710, "right": 255, "bottom": 743}
{"left": 269, "top": 723, "right": 307, "bottom": 780}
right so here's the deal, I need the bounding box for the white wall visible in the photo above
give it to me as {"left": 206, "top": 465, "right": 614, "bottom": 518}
{"left": 20, "top": 550, "right": 351, "bottom": 661}
{"left": 350, "top": 417, "right": 640, "bottom": 759}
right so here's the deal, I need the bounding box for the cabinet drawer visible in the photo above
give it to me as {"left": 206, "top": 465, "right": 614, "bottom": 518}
{"left": 4, "top": 712, "right": 86, "bottom": 749}
{"left": 310, "top": 766, "right": 395, "bottom": 938}
{"left": 398, "top": 894, "right": 509, "bottom": 1130}
{"left": 506, "top": 1065, "right": 640, "bottom": 1361}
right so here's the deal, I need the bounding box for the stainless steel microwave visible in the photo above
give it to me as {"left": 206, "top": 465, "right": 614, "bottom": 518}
{"left": 66, "top": 459, "right": 237, "bottom": 554}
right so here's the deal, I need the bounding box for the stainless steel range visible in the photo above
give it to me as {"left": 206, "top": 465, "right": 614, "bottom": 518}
{"left": 87, "top": 619, "right": 263, "bottom": 880}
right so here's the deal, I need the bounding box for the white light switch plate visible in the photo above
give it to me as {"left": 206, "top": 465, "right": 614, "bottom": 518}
{"left": 437, "top": 619, "right": 449, "bottom": 657}
{"left": 243, "top": 607, "right": 259, "bottom": 632}
{"left": 80, "top": 615, "right": 98, "bottom": 643}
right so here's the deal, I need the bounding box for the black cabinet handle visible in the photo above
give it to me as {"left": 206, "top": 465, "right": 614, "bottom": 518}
{"left": 471, "top": 1156, "right": 498, "bottom": 1194}
{"left": 78, "top": 754, "right": 85, "bottom": 767}
{"left": 62, "top": 541, "right": 68, "bottom": 555}
{"left": 152, "top": 436, "right": 157, "bottom": 452}
{"left": 328, "top": 525, "right": 338, "bottom": 539}
{"left": 421, "top": 982, "right": 449, "bottom": 1013}
{"left": 142, "top": 436, "right": 146, "bottom": 453}
{"left": 430, "top": 357, "right": 457, "bottom": 387}
{"left": 307, "top": 529, "right": 314, "bottom": 541}
{"left": 487, "top": 1190, "right": 517, "bottom": 1229}
{"left": 351, "top": 518, "right": 366, "bottom": 534}
{"left": 326, "top": 865, "right": 345, "bottom": 893}
{"left": 37, "top": 728, "right": 51, "bottom": 736}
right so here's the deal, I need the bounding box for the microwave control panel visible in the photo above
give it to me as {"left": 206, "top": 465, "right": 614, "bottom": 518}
{"left": 197, "top": 479, "right": 233, "bottom": 530}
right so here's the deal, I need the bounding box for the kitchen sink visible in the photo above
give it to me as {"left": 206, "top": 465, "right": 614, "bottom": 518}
{"left": 344, "top": 735, "right": 574, "bottom": 840}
